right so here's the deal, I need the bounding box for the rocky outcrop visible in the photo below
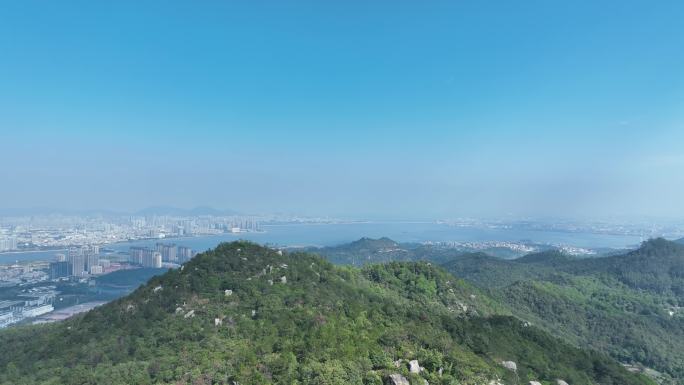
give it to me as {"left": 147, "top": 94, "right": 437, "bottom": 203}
{"left": 501, "top": 361, "right": 517, "bottom": 371}
{"left": 529, "top": 382, "right": 542, "bottom": 385}
{"left": 409, "top": 359, "right": 422, "bottom": 373}
{"left": 556, "top": 381, "right": 569, "bottom": 385}
{"left": 389, "top": 373, "right": 410, "bottom": 385}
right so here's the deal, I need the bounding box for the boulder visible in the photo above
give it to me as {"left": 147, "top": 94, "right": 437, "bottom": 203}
{"left": 389, "top": 374, "right": 409, "bottom": 385}
{"left": 557, "top": 381, "right": 569, "bottom": 385}
{"left": 529, "top": 382, "right": 542, "bottom": 385}
{"left": 409, "top": 360, "right": 421, "bottom": 373}
{"left": 501, "top": 361, "right": 517, "bottom": 371}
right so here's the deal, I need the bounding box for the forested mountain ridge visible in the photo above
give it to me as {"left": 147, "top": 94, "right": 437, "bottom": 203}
{"left": 441, "top": 238, "right": 684, "bottom": 383}
{"left": 0, "top": 242, "right": 653, "bottom": 385}
{"left": 308, "top": 239, "right": 480, "bottom": 266}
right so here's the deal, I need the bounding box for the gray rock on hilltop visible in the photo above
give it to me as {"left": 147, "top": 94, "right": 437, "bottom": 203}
{"left": 389, "top": 373, "right": 410, "bottom": 385}
{"left": 501, "top": 361, "right": 517, "bottom": 371}
{"left": 409, "top": 359, "right": 422, "bottom": 373}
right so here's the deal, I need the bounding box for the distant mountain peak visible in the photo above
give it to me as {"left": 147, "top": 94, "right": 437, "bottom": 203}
{"left": 629, "top": 237, "right": 684, "bottom": 257}
{"left": 515, "top": 249, "right": 575, "bottom": 264}
{"left": 347, "top": 237, "right": 399, "bottom": 248}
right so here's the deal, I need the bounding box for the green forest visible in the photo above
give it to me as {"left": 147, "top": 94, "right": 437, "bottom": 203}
{"left": 0, "top": 242, "right": 655, "bottom": 385}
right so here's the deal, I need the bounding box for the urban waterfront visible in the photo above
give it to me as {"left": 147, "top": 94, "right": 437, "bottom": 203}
{"left": 1, "top": 221, "right": 652, "bottom": 265}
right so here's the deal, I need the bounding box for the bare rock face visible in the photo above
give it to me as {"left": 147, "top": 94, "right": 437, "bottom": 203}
{"left": 557, "top": 381, "right": 569, "bottom": 385}
{"left": 409, "top": 360, "right": 421, "bottom": 374}
{"left": 389, "top": 374, "right": 410, "bottom": 385}
{"left": 501, "top": 361, "right": 517, "bottom": 371}
{"left": 529, "top": 382, "right": 542, "bottom": 385}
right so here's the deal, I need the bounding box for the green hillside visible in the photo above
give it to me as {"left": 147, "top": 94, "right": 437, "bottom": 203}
{"left": 0, "top": 242, "right": 653, "bottom": 385}
{"left": 443, "top": 239, "right": 684, "bottom": 383}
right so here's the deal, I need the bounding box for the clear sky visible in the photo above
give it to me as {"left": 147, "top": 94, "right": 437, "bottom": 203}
{"left": 1, "top": 1, "right": 683, "bottom": 219}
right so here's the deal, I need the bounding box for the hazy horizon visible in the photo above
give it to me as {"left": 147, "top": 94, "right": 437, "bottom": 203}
{"left": 2, "top": 1, "right": 683, "bottom": 220}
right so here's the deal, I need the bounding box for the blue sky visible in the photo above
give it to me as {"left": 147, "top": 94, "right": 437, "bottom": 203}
{"left": 1, "top": 1, "right": 683, "bottom": 219}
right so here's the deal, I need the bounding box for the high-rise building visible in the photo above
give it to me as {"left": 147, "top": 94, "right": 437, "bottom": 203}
{"left": 68, "top": 247, "right": 83, "bottom": 259}
{"left": 129, "top": 247, "right": 146, "bottom": 265}
{"left": 142, "top": 251, "right": 162, "bottom": 268}
{"left": 86, "top": 254, "right": 99, "bottom": 272}
{"left": 177, "top": 246, "right": 196, "bottom": 263}
{"left": 68, "top": 254, "right": 85, "bottom": 276}
{"left": 130, "top": 247, "right": 163, "bottom": 268}
{"left": 154, "top": 252, "right": 162, "bottom": 268}
{"left": 49, "top": 261, "right": 70, "bottom": 280}
{"left": 0, "top": 237, "right": 18, "bottom": 252}
{"left": 156, "top": 243, "right": 177, "bottom": 262}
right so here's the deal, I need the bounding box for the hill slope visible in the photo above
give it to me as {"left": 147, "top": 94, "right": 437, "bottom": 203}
{"left": 443, "top": 239, "right": 684, "bottom": 383}
{"left": 0, "top": 242, "right": 653, "bottom": 385}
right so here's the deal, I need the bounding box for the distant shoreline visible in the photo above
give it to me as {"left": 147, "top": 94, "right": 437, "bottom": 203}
{"left": 0, "top": 230, "right": 269, "bottom": 257}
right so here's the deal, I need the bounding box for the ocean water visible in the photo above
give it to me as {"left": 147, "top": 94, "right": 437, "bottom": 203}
{"left": 1, "top": 222, "right": 646, "bottom": 264}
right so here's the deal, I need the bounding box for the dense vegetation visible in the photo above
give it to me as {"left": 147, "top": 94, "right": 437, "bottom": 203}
{"left": 0, "top": 242, "right": 653, "bottom": 385}
{"left": 440, "top": 239, "right": 684, "bottom": 383}
{"left": 308, "top": 237, "right": 479, "bottom": 266}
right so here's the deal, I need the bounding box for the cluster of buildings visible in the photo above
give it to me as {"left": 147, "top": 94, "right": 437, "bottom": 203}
{"left": 0, "top": 213, "right": 266, "bottom": 252}
{"left": 0, "top": 236, "right": 18, "bottom": 252}
{"left": 0, "top": 286, "right": 56, "bottom": 328}
{"left": 129, "top": 243, "right": 196, "bottom": 268}
{"left": 424, "top": 240, "right": 539, "bottom": 254}
{"left": 0, "top": 263, "right": 49, "bottom": 287}
{"left": 48, "top": 245, "right": 111, "bottom": 279}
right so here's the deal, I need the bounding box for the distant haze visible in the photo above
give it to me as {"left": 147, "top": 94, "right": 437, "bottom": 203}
{"left": 1, "top": 2, "right": 683, "bottom": 220}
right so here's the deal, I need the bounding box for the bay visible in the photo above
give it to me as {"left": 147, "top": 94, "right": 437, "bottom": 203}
{"left": 1, "top": 221, "right": 646, "bottom": 264}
